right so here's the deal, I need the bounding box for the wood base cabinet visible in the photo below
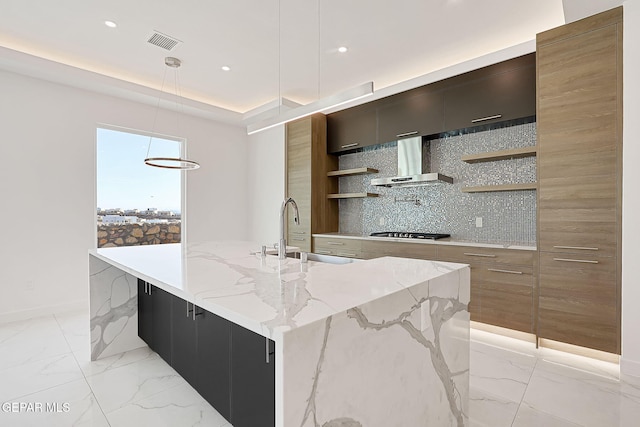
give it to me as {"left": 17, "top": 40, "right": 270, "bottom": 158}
{"left": 436, "top": 246, "right": 536, "bottom": 334}
{"left": 536, "top": 7, "right": 622, "bottom": 354}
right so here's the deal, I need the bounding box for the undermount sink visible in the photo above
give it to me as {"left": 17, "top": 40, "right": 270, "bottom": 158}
{"left": 287, "top": 252, "right": 355, "bottom": 265}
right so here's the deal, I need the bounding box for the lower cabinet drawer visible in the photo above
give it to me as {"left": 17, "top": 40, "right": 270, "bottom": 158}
{"left": 472, "top": 266, "right": 534, "bottom": 333}
{"left": 313, "top": 237, "right": 362, "bottom": 258}
{"left": 538, "top": 252, "right": 619, "bottom": 353}
{"left": 313, "top": 247, "right": 363, "bottom": 258}
{"left": 360, "top": 240, "right": 437, "bottom": 260}
{"left": 288, "top": 232, "right": 311, "bottom": 252}
{"left": 437, "top": 245, "right": 535, "bottom": 266}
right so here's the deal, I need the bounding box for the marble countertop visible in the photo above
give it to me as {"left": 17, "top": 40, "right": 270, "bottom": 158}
{"left": 312, "top": 232, "right": 537, "bottom": 251}
{"left": 90, "top": 241, "right": 467, "bottom": 342}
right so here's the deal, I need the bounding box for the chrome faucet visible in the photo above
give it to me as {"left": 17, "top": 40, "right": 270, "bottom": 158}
{"left": 279, "top": 197, "right": 299, "bottom": 260}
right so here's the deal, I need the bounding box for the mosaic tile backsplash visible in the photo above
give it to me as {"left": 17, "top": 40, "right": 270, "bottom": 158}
{"left": 338, "top": 120, "right": 537, "bottom": 246}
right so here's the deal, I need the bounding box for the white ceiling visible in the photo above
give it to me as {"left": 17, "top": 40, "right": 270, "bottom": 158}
{"left": 0, "top": 0, "right": 623, "bottom": 124}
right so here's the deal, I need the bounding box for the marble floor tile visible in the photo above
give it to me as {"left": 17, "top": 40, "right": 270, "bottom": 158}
{"left": 0, "top": 315, "right": 72, "bottom": 369}
{"left": 512, "top": 402, "right": 582, "bottom": 427}
{"left": 0, "top": 378, "right": 109, "bottom": 427}
{"left": 55, "top": 310, "right": 90, "bottom": 353}
{"left": 74, "top": 345, "right": 157, "bottom": 378}
{"left": 106, "top": 383, "right": 229, "bottom": 427}
{"left": 470, "top": 340, "right": 537, "bottom": 404}
{"left": 522, "top": 359, "right": 640, "bottom": 427}
{"left": 0, "top": 353, "right": 84, "bottom": 402}
{"left": 86, "top": 356, "right": 186, "bottom": 414}
{"left": 468, "top": 387, "right": 519, "bottom": 427}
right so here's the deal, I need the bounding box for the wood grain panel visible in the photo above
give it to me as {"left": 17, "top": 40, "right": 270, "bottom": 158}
{"left": 536, "top": 7, "right": 622, "bottom": 354}
{"left": 360, "top": 240, "right": 437, "bottom": 260}
{"left": 286, "top": 115, "right": 338, "bottom": 253}
{"left": 436, "top": 245, "right": 535, "bottom": 266}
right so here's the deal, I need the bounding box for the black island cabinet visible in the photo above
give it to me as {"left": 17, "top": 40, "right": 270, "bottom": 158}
{"left": 137, "top": 280, "right": 275, "bottom": 426}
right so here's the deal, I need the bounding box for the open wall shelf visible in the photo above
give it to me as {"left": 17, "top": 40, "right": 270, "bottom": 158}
{"left": 327, "top": 167, "right": 379, "bottom": 177}
{"left": 461, "top": 146, "right": 537, "bottom": 163}
{"left": 327, "top": 192, "right": 379, "bottom": 199}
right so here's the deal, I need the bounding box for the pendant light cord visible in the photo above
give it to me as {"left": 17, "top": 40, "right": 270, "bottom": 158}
{"left": 146, "top": 66, "right": 170, "bottom": 159}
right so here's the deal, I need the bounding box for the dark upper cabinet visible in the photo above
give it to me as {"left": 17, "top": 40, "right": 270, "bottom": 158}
{"left": 137, "top": 280, "right": 172, "bottom": 364}
{"left": 196, "top": 308, "right": 232, "bottom": 421}
{"left": 230, "top": 323, "right": 276, "bottom": 427}
{"left": 377, "top": 89, "right": 445, "bottom": 144}
{"left": 326, "top": 54, "right": 535, "bottom": 154}
{"left": 327, "top": 103, "right": 377, "bottom": 154}
{"left": 443, "top": 55, "right": 536, "bottom": 131}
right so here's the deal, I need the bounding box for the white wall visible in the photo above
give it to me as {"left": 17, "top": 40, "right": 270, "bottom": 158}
{"left": 246, "top": 126, "right": 286, "bottom": 246}
{"left": 621, "top": 0, "right": 640, "bottom": 377}
{"left": 0, "top": 69, "right": 248, "bottom": 322}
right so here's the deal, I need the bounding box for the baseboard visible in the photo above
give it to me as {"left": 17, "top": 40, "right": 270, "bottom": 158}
{"left": 621, "top": 357, "right": 640, "bottom": 379}
{"left": 0, "top": 300, "right": 88, "bottom": 324}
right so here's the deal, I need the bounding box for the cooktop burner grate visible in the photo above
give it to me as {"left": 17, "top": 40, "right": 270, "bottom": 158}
{"left": 370, "top": 232, "right": 450, "bottom": 240}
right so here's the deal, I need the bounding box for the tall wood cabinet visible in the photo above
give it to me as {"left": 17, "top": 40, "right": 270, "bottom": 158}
{"left": 536, "top": 7, "right": 622, "bottom": 354}
{"left": 286, "top": 114, "right": 339, "bottom": 252}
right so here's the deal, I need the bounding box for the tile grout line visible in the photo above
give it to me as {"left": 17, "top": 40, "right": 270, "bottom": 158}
{"left": 510, "top": 350, "right": 539, "bottom": 427}
{"left": 54, "top": 311, "right": 113, "bottom": 426}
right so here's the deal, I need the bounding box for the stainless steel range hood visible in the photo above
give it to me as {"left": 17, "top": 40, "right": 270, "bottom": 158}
{"left": 370, "top": 137, "right": 453, "bottom": 187}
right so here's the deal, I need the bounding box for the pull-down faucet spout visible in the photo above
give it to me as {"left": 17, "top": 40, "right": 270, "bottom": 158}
{"left": 279, "top": 197, "right": 299, "bottom": 260}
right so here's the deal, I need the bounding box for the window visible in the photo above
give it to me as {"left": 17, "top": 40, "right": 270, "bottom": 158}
{"left": 96, "top": 127, "right": 183, "bottom": 248}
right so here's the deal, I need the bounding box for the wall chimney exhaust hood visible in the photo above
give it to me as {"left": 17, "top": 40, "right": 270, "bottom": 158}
{"left": 370, "top": 137, "right": 453, "bottom": 187}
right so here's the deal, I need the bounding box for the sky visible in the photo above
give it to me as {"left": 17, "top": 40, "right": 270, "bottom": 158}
{"left": 97, "top": 127, "right": 182, "bottom": 212}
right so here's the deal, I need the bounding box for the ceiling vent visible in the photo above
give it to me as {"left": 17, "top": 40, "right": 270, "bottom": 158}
{"left": 146, "top": 31, "right": 182, "bottom": 51}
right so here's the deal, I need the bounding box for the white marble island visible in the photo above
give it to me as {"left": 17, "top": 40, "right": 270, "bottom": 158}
{"left": 89, "top": 241, "right": 470, "bottom": 427}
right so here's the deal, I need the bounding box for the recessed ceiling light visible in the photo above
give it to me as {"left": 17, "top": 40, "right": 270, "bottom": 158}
{"left": 104, "top": 20, "right": 117, "bottom": 28}
{"left": 221, "top": 65, "right": 231, "bottom": 71}
{"left": 338, "top": 46, "right": 348, "bottom": 53}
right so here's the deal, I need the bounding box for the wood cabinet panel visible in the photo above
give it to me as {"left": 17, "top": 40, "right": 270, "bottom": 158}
{"left": 377, "top": 89, "right": 444, "bottom": 144}
{"left": 313, "top": 237, "right": 363, "bottom": 258}
{"left": 327, "top": 104, "right": 377, "bottom": 153}
{"left": 536, "top": 7, "right": 622, "bottom": 354}
{"left": 436, "top": 245, "right": 535, "bottom": 266}
{"left": 286, "top": 115, "right": 338, "bottom": 253}
{"left": 360, "top": 240, "right": 437, "bottom": 260}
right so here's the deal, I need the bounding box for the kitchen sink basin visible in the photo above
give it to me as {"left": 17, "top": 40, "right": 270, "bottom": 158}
{"left": 287, "top": 252, "right": 355, "bottom": 265}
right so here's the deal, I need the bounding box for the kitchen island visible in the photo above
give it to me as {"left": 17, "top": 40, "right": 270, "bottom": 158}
{"left": 89, "top": 241, "right": 470, "bottom": 427}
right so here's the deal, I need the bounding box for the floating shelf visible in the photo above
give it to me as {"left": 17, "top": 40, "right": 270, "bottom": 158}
{"left": 327, "top": 192, "right": 379, "bottom": 199}
{"left": 327, "top": 167, "right": 379, "bottom": 177}
{"left": 461, "top": 146, "right": 538, "bottom": 164}
{"left": 462, "top": 183, "right": 537, "bottom": 193}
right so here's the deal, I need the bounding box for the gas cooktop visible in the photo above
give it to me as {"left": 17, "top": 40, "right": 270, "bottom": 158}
{"left": 370, "top": 232, "right": 451, "bottom": 240}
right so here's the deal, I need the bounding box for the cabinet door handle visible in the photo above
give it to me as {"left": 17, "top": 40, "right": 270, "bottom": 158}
{"left": 291, "top": 231, "right": 306, "bottom": 235}
{"left": 327, "top": 241, "right": 345, "bottom": 246}
{"left": 316, "top": 249, "right": 331, "bottom": 254}
{"left": 148, "top": 283, "right": 152, "bottom": 295}
{"left": 341, "top": 142, "right": 359, "bottom": 148}
{"left": 553, "top": 245, "right": 599, "bottom": 251}
{"left": 396, "top": 131, "right": 419, "bottom": 138}
{"left": 291, "top": 237, "right": 306, "bottom": 242}
{"left": 463, "top": 253, "right": 496, "bottom": 258}
{"left": 337, "top": 252, "right": 357, "bottom": 257}
{"left": 265, "top": 337, "right": 270, "bottom": 364}
{"left": 487, "top": 268, "right": 523, "bottom": 275}
{"left": 186, "top": 300, "right": 190, "bottom": 318}
{"left": 553, "top": 258, "right": 599, "bottom": 264}
{"left": 471, "top": 114, "right": 502, "bottom": 123}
